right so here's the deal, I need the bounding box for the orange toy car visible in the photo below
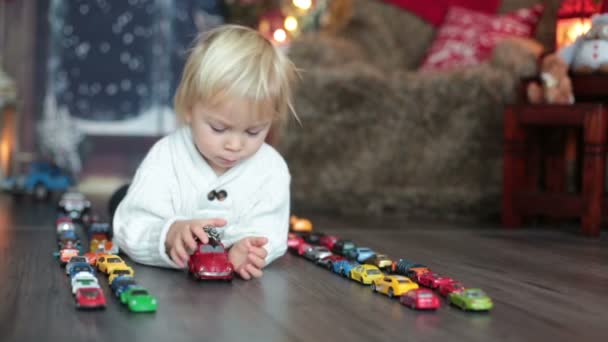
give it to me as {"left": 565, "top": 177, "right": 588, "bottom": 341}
{"left": 290, "top": 215, "right": 313, "bottom": 233}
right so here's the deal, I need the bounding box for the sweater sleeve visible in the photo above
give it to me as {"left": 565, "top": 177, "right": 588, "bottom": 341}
{"left": 112, "top": 144, "right": 183, "bottom": 269}
{"left": 237, "top": 171, "right": 291, "bottom": 266}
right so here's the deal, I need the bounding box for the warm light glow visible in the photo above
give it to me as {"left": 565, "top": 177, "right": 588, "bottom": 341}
{"left": 273, "top": 29, "right": 287, "bottom": 43}
{"left": 556, "top": 18, "right": 592, "bottom": 48}
{"left": 258, "top": 19, "right": 270, "bottom": 35}
{"left": 284, "top": 16, "right": 298, "bottom": 31}
{"left": 0, "top": 106, "right": 15, "bottom": 178}
{"left": 293, "top": 0, "right": 312, "bottom": 11}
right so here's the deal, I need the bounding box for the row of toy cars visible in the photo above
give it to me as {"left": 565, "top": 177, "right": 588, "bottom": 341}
{"left": 54, "top": 192, "right": 106, "bottom": 310}
{"left": 53, "top": 190, "right": 157, "bottom": 312}
{"left": 287, "top": 215, "right": 493, "bottom": 312}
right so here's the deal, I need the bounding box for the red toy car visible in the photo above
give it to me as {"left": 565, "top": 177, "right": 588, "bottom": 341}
{"left": 319, "top": 235, "right": 339, "bottom": 250}
{"left": 75, "top": 287, "right": 106, "bottom": 309}
{"left": 287, "top": 233, "right": 305, "bottom": 251}
{"left": 188, "top": 241, "right": 234, "bottom": 280}
{"left": 297, "top": 242, "right": 313, "bottom": 256}
{"left": 438, "top": 281, "right": 466, "bottom": 297}
{"left": 417, "top": 272, "right": 453, "bottom": 289}
{"left": 400, "top": 289, "right": 440, "bottom": 310}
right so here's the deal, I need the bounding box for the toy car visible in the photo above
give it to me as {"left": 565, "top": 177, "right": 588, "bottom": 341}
{"left": 438, "top": 281, "right": 466, "bottom": 297}
{"left": 110, "top": 276, "right": 137, "bottom": 297}
{"left": 362, "top": 254, "right": 393, "bottom": 270}
{"left": 1, "top": 161, "right": 73, "bottom": 200}
{"left": 330, "top": 239, "right": 356, "bottom": 257}
{"left": 346, "top": 247, "right": 376, "bottom": 263}
{"left": 371, "top": 275, "right": 419, "bottom": 298}
{"left": 303, "top": 246, "right": 332, "bottom": 262}
{"left": 57, "top": 230, "right": 81, "bottom": 249}
{"left": 331, "top": 259, "right": 359, "bottom": 277}
{"left": 68, "top": 262, "right": 96, "bottom": 278}
{"left": 108, "top": 266, "right": 135, "bottom": 285}
{"left": 71, "top": 272, "right": 100, "bottom": 294}
{"left": 297, "top": 242, "right": 313, "bottom": 256}
{"left": 88, "top": 222, "right": 111, "bottom": 240}
{"left": 319, "top": 234, "right": 339, "bottom": 250}
{"left": 83, "top": 252, "right": 104, "bottom": 266}
{"left": 349, "top": 264, "right": 384, "bottom": 285}
{"left": 448, "top": 288, "right": 493, "bottom": 311}
{"left": 302, "top": 232, "right": 325, "bottom": 244}
{"left": 317, "top": 254, "right": 345, "bottom": 270}
{"left": 393, "top": 259, "right": 430, "bottom": 280}
{"left": 89, "top": 239, "right": 119, "bottom": 254}
{"left": 400, "top": 289, "right": 441, "bottom": 310}
{"left": 187, "top": 240, "right": 233, "bottom": 280}
{"left": 55, "top": 218, "right": 76, "bottom": 235}
{"left": 120, "top": 287, "right": 157, "bottom": 312}
{"left": 58, "top": 248, "right": 80, "bottom": 265}
{"left": 58, "top": 191, "right": 91, "bottom": 220}
{"left": 65, "top": 256, "right": 89, "bottom": 275}
{"left": 417, "top": 272, "right": 453, "bottom": 289}
{"left": 75, "top": 287, "right": 106, "bottom": 309}
{"left": 96, "top": 255, "right": 127, "bottom": 274}
{"left": 287, "top": 233, "right": 305, "bottom": 251}
{"left": 289, "top": 215, "right": 313, "bottom": 233}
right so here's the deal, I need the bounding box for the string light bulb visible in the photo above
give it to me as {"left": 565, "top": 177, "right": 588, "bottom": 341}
{"left": 273, "top": 28, "right": 287, "bottom": 43}
{"left": 293, "top": 0, "right": 312, "bottom": 11}
{"left": 284, "top": 16, "right": 298, "bottom": 31}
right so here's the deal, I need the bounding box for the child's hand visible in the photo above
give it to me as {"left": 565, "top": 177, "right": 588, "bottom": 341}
{"left": 228, "top": 237, "right": 268, "bottom": 280}
{"left": 165, "top": 218, "right": 227, "bottom": 268}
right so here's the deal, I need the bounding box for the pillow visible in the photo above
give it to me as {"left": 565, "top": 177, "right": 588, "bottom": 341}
{"left": 419, "top": 4, "right": 545, "bottom": 71}
{"left": 381, "top": 0, "right": 501, "bottom": 27}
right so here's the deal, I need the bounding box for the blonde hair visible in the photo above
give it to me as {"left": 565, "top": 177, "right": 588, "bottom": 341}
{"left": 174, "top": 25, "right": 298, "bottom": 143}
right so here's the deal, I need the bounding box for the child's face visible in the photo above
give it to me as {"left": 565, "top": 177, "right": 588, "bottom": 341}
{"left": 186, "top": 98, "right": 272, "bottom": 175}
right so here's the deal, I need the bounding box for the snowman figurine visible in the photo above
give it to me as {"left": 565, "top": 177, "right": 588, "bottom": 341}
{"left": 565, "top": 13, "right": 608, "bottom": 74}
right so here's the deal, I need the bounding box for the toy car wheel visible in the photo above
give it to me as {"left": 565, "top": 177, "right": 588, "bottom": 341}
{"left": 33, "top": 183, "right": 48, "bottom": 200}
{"left": 370, "top": 283, "right": 376, "bottom": 292}
{"left": 388, "top": 288, "right": 394, "bottom": 298}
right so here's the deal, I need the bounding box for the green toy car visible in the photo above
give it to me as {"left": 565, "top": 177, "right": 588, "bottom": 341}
{"left": 448, "top": 288, "right": 493, "bottom": 311}
{"left": 119, "top": 287, "right": 158, "bottom": 312}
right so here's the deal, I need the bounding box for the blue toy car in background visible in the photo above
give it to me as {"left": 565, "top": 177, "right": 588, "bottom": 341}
{"left": 332, "top": 260, "right": 360, "bottom": 277}
{"left": 1, "top": 161, "right": 73, "bottom": 200}
{"left": 346, "top": 247, "right": 376, "bottom": 263}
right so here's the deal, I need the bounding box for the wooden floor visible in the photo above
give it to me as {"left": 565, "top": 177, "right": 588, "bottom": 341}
{"left": 0, "top": 194, "right": 607, "bottom": 342}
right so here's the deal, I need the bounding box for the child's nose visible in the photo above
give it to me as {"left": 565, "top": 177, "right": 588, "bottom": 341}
{"left": 225, "top": 135, "right": 243, "bottom": 151}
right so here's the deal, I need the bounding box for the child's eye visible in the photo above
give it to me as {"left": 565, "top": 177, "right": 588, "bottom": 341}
{"left": 210, "top": 125, "right": 226, "bottom": 133}
{"left": 246, "top": 130, "right": 261, "bottom": 137}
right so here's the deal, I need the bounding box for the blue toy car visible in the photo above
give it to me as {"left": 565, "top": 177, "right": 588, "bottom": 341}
{"left": 68, "top": 262, "right": 95, "bottom": 278}
{"left": 346, "top": 247, "right": 376, "bottom": 263}
{"left": 110, "top": 276, "right": 138, "bottom": 297}
{"left": 1, "top": 161, "right": 73, "bottom": 200}
{"left": 88, "top": 222, "right": 112, "bottom": 239}
{"left": 332, "top": 260, "right": 360, "bottom": 277}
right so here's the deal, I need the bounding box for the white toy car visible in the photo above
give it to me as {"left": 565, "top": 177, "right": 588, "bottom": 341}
{"left": 71, "top": 272, "right": 100, "bottom": 295}
{"left": 58, "top": 191, "right": 91, "bottom": 220}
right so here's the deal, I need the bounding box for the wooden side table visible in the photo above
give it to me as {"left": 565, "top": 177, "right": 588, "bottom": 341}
{"left": 502, "top": 103, "right": 607, "bottom": 237}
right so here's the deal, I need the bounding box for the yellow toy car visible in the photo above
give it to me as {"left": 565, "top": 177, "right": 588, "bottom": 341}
{"left": 289, "top": 215, "right": 313, "bottom": 233}
{"left": 363, "top": 254, "right": 393, "bottom": 270}
{"left": 108, "top": 266, "right": 135, "bottom": 285}
{"left": 97, "top": 255, "right": 127, "bottom": 274}
{"left": 371, "top": 275, "right": 419, "bottom": 298}
{"left": 349, "top": 264, "right": 383, "bottom": 285}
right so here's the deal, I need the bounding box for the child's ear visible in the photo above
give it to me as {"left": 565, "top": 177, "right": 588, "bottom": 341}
{"left": 184, "top": 107, "right": 193, "bottom": 124}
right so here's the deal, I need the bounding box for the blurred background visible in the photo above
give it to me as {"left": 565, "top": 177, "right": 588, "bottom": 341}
{"left": 2, "top": 0, "right": 606, "bottom": 220}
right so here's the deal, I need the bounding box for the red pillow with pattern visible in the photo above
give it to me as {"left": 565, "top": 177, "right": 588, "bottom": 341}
{"left": 419, "top": 4, "right": 545, "bottom": 71}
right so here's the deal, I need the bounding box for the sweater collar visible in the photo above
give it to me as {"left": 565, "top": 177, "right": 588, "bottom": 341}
{"left": 179, "top": 125, "right": 247, "bottom": 185}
